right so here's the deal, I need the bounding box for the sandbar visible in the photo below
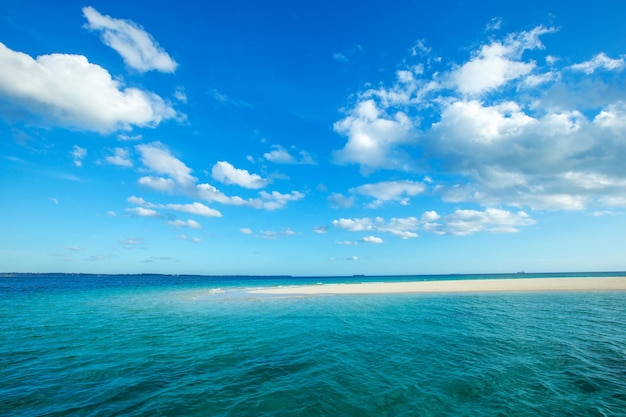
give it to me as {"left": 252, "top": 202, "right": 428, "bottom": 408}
{"left": 247, "top": 277, "right": 626, "bottom": 295}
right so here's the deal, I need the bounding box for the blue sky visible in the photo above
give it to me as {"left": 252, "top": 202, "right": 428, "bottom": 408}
{"left": 1, "top": 0, "right": 626, "bottom": 276}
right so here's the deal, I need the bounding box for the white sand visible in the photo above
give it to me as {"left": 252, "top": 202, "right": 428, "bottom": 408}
{"left": 248, "top": 277, "right": 626, "bottom": 295}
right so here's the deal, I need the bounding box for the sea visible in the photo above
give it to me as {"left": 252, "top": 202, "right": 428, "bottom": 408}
{"left": 2, "top": 272, "right": 626, "bottom": 416}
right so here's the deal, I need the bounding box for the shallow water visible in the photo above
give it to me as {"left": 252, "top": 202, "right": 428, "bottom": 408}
{"left": 2, "top": 274, "right": 626, "bottom": 416}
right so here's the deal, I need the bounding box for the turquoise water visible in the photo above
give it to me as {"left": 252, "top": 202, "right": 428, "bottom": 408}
{"left": 2, "top": 274, "right": 626, "bottom": 416}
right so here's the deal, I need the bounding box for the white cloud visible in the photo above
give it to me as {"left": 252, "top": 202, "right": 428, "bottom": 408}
{"left": 167, "top": 219, "right": 201, "bottom": 229}
{"left": 128, "top": 196, "right": 222, "bottom": 218}
{"left": 381, "top": 217, "right": 420, "bottom": 239}
{"left": 333, "top": 99, "right": 415, "bottom": 172}
{"left": 434, "top": 99, "right": 536, "bottom": 144}
{"left": 313, "top": 226, "right": 328, "bottom": 234}
{"left": 521, "top": 71, "right": 559, "bottom": 87}
{"left": 133, "top": 143, "right": 303, "bottom": 211}
{"left": 350, "top": 180, "right": 426, "bottom": 207}
{"left": 127, "top": 196, "right": 148, "bottom": 206}
{"left": 126, "top": 207, "right": 160, "bottom": 217}
{"left": 451, "top": 44, "right": 534, "bottom": 95}
{"left": 106, "top": 147, "right": 133, "bottom": 167}
{"left": 361, "top": 235, "right": 383, "bottom": 244}
{"left": 600, "top": 196, "right": 626, "bottom": 208}
{"left": 328, "top": 193, "right": 354, "bottom": 209}
{"left": 421, "top": 211, "right": 440, "bottom": 221}
{"left": 118, "top": 133, "right": 142, "bottom": 141}
{"left": 410, "top": 39, "right": 431, "bottom": 57}
{"left": 138, "top": 176, "right": 176, "bottom": 192}
{"left": 570, "top": 53, "right": 625, "bottom": 74}
{"left": 331, "top": 23, "right": 626, "bottom": 211}
{"left": 333, "top": 216, "right": 420, "bottom": 239}
{"left": 450, "top": 26, "right": 556, "bottom": 95}
{"left": 136, "top": 142, "right": 196, "bottom": 187}
{"left": 165, "top": 202, "right": 222, "bottom": 218}
{"left": 332, "top": 217, "right": 376, "bottom": 232}
{"left": 211, "top": 161, "right": 267, "bottom": 189}
{"left": 82, "top": 6, "right": 177, "bottom": 73}
{"left": 429, "top": 98, "right": 626, "bottom": 209}
{"left": 195, "top": 183, "right": 304, "bottom": 211}
{"left": 485, "top": 17, "right": 503, "bottom": 32}
{"left": 334, "top": 209, "right": 534, "bottom": 238}
{"left": 173, "top": 87, "right": 187, "bottom": 103}
{"left": 256, "top": 190, "right": 305, "bottom": 210}
{"left": 195, "top": 183, "right": 241, "bottom": 205}
{"left": 0, "top": 42, "right": 178, "bottom": 133}
{"left": 263, "top": 146, "right": 296, "bottom": 164}
{"left": 263, "top": 145, "right": 315, "bottom": 165}
{"left": 239, "top": 227, "right": 253, "bottom": 235}
{"left": 257, "top": 228, "right": 297, "bottom": 240}
{"left": 72, "top": 145, "right": 87, "bottom": 167}
{"left": 424, "top": 208, "right": 536, "bottom": 236}
{"left": 593, "top": 101, "right": 626, "bottom": 131}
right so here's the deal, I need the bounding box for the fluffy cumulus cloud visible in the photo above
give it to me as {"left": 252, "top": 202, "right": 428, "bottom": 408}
{"left": 332, "top": 23, "right": 626, "bottom": 211}
{"left": 106, "top": 147, "right": 133, "bottom": 167}
{"left": 256, "top": 191, "right": 305, "bottom": 210}
{"left": 332, "top": 216, "right": 419, "bottom": 239}
{"left": 350, "top": 180, "right": 426, "bottom": 207}
{"left": 361, "top": 235, "right": 383, "bottom": 244}
{"left": 128, "top": 196, "right": 223, "bottom": 218}
{"left": 134, "top": 143, "right": 303, "bottom": 211}
{"left": 333, "top": 100, "right": 415, "bottom": 172}
{"left": 449, "top": 26, "right": 555, "bottom": 95}
{"left": 334, "top": 208, "right": 534, "bottom": 238}
{"left": 421, "top": 208, "right": 536, "bottom": 236}
{"left": 211, "top": 161, "right": 268, "bottom": 189}
{"left": 0, "top": 43, "right": 178, "bottom": 132}
{"left": 82, "top": 6, "right": 177, "bottom": 73}
{"left": 136, "top": 142, "right": 197, "bottom": 187}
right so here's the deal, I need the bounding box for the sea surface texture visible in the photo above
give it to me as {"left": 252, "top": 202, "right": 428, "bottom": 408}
{"left": 2, "top": 273, "right": 626, "bottom": 416}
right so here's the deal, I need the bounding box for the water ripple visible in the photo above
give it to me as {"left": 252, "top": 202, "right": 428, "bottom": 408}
{"left": 2, "top": 287, "right": 626, "bottom": 416}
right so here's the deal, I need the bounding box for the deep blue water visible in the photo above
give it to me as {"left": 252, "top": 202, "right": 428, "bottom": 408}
{"left": 2, "top": 273, "right": 626, "bottom": 416}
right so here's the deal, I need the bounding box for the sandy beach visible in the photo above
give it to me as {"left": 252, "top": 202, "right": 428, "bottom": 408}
{"left": 248, "top": 277, "right": 626, "bottom": 295}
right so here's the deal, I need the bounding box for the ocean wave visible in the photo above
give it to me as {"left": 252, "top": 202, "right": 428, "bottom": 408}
{"left": 2, "top": 286, "right": 626, "bottom": 416}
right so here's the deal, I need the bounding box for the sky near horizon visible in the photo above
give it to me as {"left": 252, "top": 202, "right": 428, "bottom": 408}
{"left": 1, "top": 0, "right": 626, "bottom": 276}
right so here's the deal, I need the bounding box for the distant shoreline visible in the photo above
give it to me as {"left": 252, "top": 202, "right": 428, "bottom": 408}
{"left": 2, "top": 271, "right": 625, "bottom": 279}
{"left": 247, "top": 277, "right": 626, "bottom": 295}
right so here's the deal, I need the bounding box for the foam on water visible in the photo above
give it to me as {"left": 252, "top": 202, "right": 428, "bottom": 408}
{"left": 2, "top": 274, "right": 626, "bottom": 416}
